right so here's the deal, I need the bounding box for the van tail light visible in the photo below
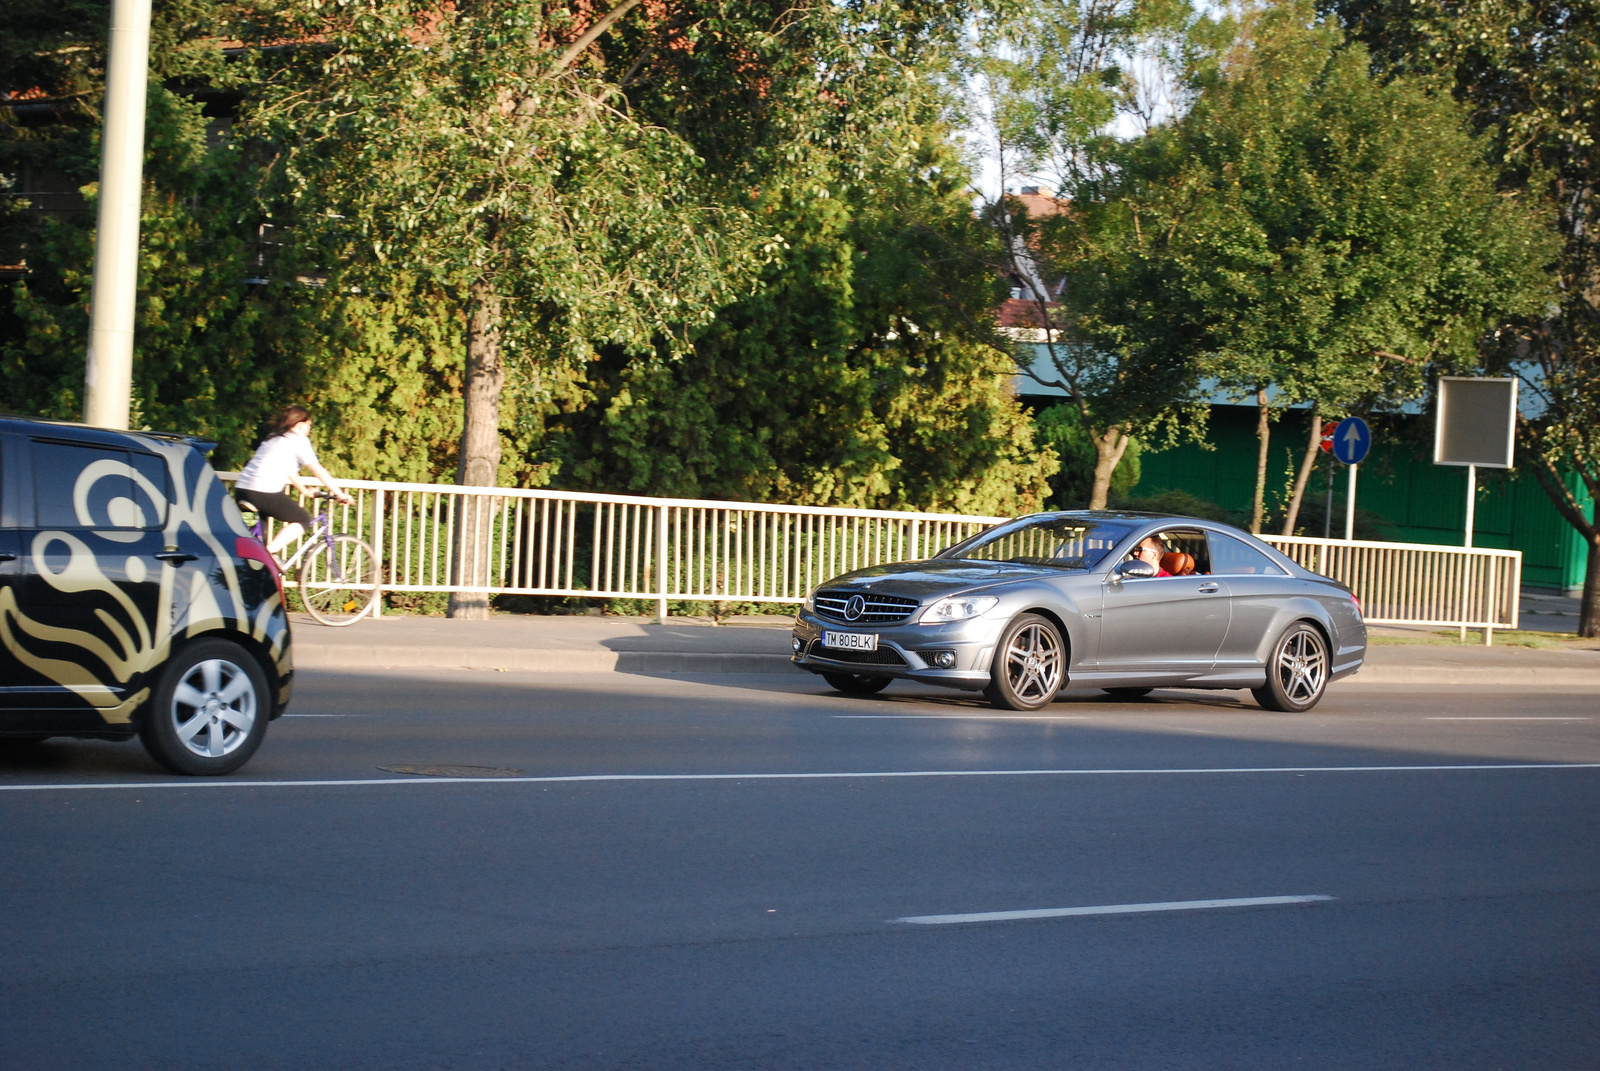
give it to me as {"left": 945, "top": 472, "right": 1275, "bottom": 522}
{"left": 236, "top": 536, "right": 285, "bottom": 602}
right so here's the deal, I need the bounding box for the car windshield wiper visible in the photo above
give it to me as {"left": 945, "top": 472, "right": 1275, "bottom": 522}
{"left": 950, "top": 556, "right": 1088, "bottom": 569}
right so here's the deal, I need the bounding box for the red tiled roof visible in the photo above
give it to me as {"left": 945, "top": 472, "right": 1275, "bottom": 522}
{"left": 998, "top": 298, "right": 1061, "bottom": 329}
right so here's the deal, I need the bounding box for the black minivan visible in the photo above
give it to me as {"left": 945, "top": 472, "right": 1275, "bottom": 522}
{"left": 0, "top": 416, "right": 293, "bottom": 774}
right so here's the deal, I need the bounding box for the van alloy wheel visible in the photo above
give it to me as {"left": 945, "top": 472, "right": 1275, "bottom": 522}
{"left": 139, "top": 640, "right": 270, "bottom": 775}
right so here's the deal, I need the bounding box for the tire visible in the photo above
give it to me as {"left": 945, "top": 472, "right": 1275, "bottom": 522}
{"left": 139, "top": 639, "right": 269, "bottom": 775}
{"left": 1251, "top": 622, "right": 1331, "bottom": 712}
{"left": 985, "top": 613, "right": 1066, "bottom": 711}
{"left": 1102, "top": 687, "right": 1153, "bottom": 700}
{"left": 299, "top": 534, "right": 380, "bottom": 626}
{"left": 822, "top": 672, "right": 892, "bottom": 694}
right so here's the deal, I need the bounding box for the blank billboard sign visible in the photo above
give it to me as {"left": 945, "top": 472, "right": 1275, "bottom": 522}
{"left": 1435, "top": 377, "right": 1517, "bottom": 468}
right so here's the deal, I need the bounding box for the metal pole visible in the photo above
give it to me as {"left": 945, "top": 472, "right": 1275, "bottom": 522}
{"left": 84, "top": 0, "right": 152, "bottom": 430}
{"left": 1323, "top": 450, "right": 1334, "bottom": 540}
{"left": 1344, "top": 462, "right": 1357, "bottom": 541}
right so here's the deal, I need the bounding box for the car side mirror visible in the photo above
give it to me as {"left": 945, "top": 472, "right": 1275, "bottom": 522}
{"left": 1112, "top": 559, "right": 1159, "bottom": 583}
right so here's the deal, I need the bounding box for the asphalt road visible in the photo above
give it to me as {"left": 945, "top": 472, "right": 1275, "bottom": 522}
{"left": 2, "top": 670, "right": 1597, "bottom": 1069}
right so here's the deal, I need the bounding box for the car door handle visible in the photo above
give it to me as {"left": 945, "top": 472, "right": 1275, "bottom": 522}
{"left": 154, "top": 551, "right": 198, "bottom": 563}
{"left": 1197, "top": 582, "right": 1220, "bottom": 593}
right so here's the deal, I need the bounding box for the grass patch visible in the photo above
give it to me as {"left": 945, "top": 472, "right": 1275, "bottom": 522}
{"left": 1369, "top": 629, "right": 1589, "bottom": 649}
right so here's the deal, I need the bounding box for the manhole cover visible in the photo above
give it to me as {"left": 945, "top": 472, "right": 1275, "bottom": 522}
{"left": 378, "top": 764, "right": 525, "bottom": 778}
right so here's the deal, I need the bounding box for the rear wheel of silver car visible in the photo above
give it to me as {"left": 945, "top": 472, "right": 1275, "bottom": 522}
{"left": 822, "top": 672, "right": 892, "bottom": 695}
{"left": 986, "top": 614, "right": 1065, "bottom": 711}
{"left": 1252, "top": 622, "right": 1330, "bottom": 713}
{"left": 139, "top": 639, "right": 269, "bottom": 775}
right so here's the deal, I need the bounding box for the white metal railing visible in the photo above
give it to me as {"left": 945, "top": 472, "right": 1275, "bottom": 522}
{"left": 1263, "top": 534, "right": 1520, "bottom": 639}
{"left": 220, "top": 475, "right": 1521, "bottom": 634}
{"left": 220, "top": 474, "right": 1002, "bottom": 618}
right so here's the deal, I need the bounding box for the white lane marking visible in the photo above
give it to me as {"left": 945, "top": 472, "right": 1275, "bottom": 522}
{"left": 895, "top": 894, "right": 1335, "bottom": 926}
{"left": 1, "top": 763, "right": 1597, "bottom": 793}
{"left": 833, "top": 715, "right": 1091, "bottom": 721}
{"left": 1426, "top": 717, "right": 1591, "bottom": 721}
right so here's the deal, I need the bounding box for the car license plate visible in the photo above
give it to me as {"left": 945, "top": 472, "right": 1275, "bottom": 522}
{"left": 823, "top": 630, "right": 878, "bottom": 651}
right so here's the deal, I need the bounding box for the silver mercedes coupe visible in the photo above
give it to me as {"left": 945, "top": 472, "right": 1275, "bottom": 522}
{"left": 791, "top": 511, "right": 1365, "bottom": 711}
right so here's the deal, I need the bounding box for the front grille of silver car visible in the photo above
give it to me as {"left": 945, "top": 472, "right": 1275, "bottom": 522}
{"left": 812, "top": 590, "right": 920, "bottom": 624}
{"left": 807, "top": 640, "right": 908, "bottom": 666}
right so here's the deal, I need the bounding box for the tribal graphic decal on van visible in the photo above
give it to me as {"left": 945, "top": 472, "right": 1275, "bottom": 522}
{"left": 0, "top": 436, "right": 289, "bottom": 725}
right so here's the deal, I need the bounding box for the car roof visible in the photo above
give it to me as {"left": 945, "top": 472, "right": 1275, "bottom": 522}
{"left": 1020, "top": 509, "right": 1244, "bottom": 529}
{"left": 0, "top": 413, "right": 217, "bottom": 454}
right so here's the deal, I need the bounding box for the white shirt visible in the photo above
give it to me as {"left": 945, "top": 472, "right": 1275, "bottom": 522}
{"left": 236, "top": 434, "right": 320, "bottom": 493}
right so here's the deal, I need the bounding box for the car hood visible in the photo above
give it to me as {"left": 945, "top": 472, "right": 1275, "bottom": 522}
{"left": 817, "top": 559, "right": 1068, "bottom": 600}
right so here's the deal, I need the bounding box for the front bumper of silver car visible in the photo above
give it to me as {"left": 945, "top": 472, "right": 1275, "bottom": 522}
{"left": 790, "top": 611, "right": 1005, "bottom": 690}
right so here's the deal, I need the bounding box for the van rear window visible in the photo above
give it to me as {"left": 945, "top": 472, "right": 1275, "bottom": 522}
{"left": 31, "top": 440, "right": 168, "bottom": 529}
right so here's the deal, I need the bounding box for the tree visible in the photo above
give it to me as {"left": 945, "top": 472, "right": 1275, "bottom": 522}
{"left": 1062, "top": 3, "right": 1550, "bottom": 532}
{"left": 240, "top": 0, "right": 1004, "bottom": 615}
{"left": 554, "top": 126, "right": 1056, "bottom": 515}
{"left": 1326, "top": 0, "right": 1600, "bottom": 632}
{"left": 240, "top": 1, "right": 776, "bottom": 616}
{"left": 967, "top": 0, "right": 1221, "bottom": 509}
{"left": 1, "top": 0, "right": 314, "bottom": 463}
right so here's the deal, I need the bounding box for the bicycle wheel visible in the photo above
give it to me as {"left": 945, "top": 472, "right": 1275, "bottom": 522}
{"left": 299, "top": 534, "right": 380, "bottom": 626}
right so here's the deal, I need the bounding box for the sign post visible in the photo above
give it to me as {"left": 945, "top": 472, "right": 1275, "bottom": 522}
{"left": 1434, "top": 377, "right": 1518, "bottom": 645}
{"left": 1331, "top": 417, "right": 1371, "bottom": 541}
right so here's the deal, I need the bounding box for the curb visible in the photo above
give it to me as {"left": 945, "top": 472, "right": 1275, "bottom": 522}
{"left": 1349, "top": 666, "right": 1600, "bottom": 687}
{"left": 293, "top": 646, "right": 804, "bottom": 675}
{"left": 292, "top": 646, "right": 1600, "bottom": 687}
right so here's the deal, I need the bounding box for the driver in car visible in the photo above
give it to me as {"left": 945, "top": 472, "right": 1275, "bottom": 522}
{"left": 1133, "top": 535, "right": 1174, "bottom": 577}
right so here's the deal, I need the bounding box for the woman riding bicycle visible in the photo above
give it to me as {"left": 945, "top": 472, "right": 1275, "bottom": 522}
{"left": 234, "top": 405, "right": 354, "bottom": 555}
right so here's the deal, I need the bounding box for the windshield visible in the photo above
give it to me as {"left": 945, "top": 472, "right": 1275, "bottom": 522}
{"left": 937, "top": 516, "right": 1138, "bottom": 570}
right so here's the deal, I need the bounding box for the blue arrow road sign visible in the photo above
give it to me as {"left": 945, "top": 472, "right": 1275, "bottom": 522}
{"left": 1332, "top": 416, "right": 1371, "bottom": 465}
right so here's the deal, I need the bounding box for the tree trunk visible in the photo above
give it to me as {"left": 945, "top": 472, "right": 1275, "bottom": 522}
{"left": 448, "top": 277, "right": 505, "bottom": 620}
{"left": 1088, "top": 425, "right": 1131, "bottom": 510}
{"left": 1582, "top": 535, "right": 1599, "bottom": 639}
{"left": 1251, "top": 390, "right": 1270, "bottom": 535}
{"left": 1281, "top": 408, "right": 1322, "bottom": 536}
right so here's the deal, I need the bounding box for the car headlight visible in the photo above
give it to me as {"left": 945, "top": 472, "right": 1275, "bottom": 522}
{"left": 803, "top": 588, "right": 816, "bottom": 613}
{"left": 919, "top": 595, "right": 998, "bottom": 624}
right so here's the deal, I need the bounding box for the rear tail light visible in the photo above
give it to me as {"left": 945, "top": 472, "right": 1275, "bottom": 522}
{"left": 1351, "top": 593, "right": 1363, "bottom": 616}
{"left": 236, "top": 536, "right": 285, "bottom": 602}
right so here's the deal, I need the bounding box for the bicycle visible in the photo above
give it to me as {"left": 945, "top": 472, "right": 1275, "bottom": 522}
{"left": 241, "top": 491, "right": 381, "bottom": 627}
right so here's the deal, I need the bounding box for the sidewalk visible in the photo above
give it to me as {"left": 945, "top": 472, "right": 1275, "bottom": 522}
{"left": 291, "top": 612, "right": 1600, "bottom": 687}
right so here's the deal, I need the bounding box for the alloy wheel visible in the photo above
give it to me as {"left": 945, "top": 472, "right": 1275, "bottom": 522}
{"left": 169, "top": 658, "right": 258, "bottom": 758}
{"left": 1002, "top": 622, "right": 1064, "bottom": 703}
{"left": 1275, "top": 627, "right": 1328, "bottom": 705}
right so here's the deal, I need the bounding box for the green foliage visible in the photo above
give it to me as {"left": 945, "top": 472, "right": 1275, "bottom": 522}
{"left": 1068, "top": 5, "right": 1552, "bottom": 410}
{"left": 3, "top": 0, "right": 1057, "bottom": 519}
{"left": 0, "top": 1, "right": 310, "bottom": 466}
{"left": 1327, "top": 0, "right": 1600, "bottom": 633}
{"left": 238, "top": 1, "right": 757, "bottom": 365}
{"left": 555, "top": 129, "right": 1057, "bottom": 516}
{"left": 1114, "top": 488, "right": 1239, "bottom": 524}
{"left": 1032, "top": 403, "right": 1141, "bottom": 507}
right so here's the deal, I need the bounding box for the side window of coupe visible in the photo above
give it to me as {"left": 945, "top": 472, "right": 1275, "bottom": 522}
{"left": 1208, "top": 531, "right": 1287, "bottom": 575}
{"left": 31, "top": 440, "right": 168, "bottom": 530}
{"left": 1134, "top": 529, "right": 1212, "bottom": 575}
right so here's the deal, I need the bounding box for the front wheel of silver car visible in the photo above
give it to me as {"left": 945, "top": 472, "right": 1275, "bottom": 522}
{"left": 1251, "top": 622, "right": 1330, "bottom": 713}
{"left": 986, "top": 614, "right": 1065, "bottom": 711}
{"left": 139, "top": 640, "right": 270, "bottom": 775}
